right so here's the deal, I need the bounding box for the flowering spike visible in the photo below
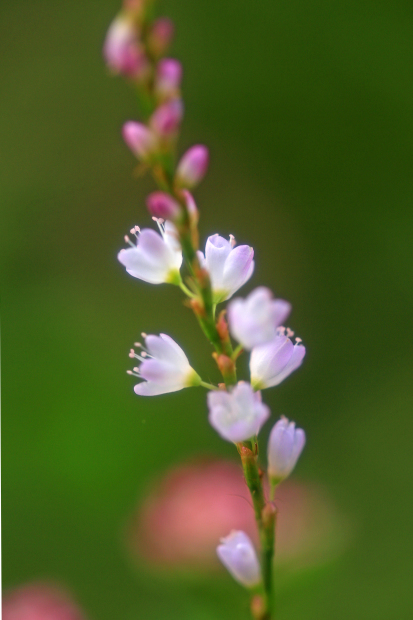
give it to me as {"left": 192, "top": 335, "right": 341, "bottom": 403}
{"left": 131, "top": 333, "right": 201, "bottom": 396}
{"left": 267, "top": 417, "right": 306, "bottom": 484}
{"left": 197, "top": 234, "right": 254, "bottom": 303}
{"left": 207, "top": 382, "right": 270, "bottom": 443}
{"left": 228, "top": 287, "right": 292, "bottom": 350}
{"left": 217, "top": 530, "right": 261, "bottom": 588}
{"left": 250, "top": 330, "right": 306, "bottom": 390}
{"left": 175, "top": 145, "right": 209, "bottom": 189}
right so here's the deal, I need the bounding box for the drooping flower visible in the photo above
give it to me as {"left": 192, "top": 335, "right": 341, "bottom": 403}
{"left": 267, "top": 417, "right": 306, "bottom": 484}
{"left": 128, "top": 333, "right": 201, "bottom": 396}
{"left": 249, "top": 328, "right": 306, "bottom": 390}
{"left": 103, "top": 15, "right": 146, "bottom": 77}
{"left": 207, "top": 382, "right": 269, "bottom": 443}
{"left": 118, "top": 220, "right": 182, "bottom": 285}
{"left": 217, "top": 530, "right": 261, "bottom": 588}
{"left": 122, "top": 121, "right": 157, "bottom": 160}
{"left": 175, "top": 145, "right": 209, "bottom": 189}
{"left": 197, "top": 234, "right": 254, "bottom": 303}
{"left": 228, "top": 287, "right": 291, "bottom": 350}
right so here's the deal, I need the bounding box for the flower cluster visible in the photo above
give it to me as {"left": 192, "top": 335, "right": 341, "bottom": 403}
{"left": 105, "top": 2, "right": 308, "bottom": 616}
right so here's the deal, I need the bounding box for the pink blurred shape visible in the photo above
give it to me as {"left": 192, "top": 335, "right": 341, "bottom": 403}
{"left": 128, "top": 459, "right": 348, "bottom": 571}
{"left": 2, "top": 583, "right": 86, "bottom": 620}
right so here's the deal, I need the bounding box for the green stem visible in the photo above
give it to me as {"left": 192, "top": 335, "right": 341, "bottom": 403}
{"left": 179, "top": 281, "right": 197, "bottom": 298}
{"left": 199, "top": 380, "right": 219, "bottom": 391}
{"left": 239, "top": 445, "right": 276, "bottom": 619}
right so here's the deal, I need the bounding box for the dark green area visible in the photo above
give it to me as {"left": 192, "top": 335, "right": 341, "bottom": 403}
{"left": 2, "top": 0, "right": 413, "bottom": 618}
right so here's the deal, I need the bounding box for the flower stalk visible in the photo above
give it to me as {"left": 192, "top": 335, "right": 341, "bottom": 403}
{"left": 105, "top": 2, "right": 308, "bottom": 618}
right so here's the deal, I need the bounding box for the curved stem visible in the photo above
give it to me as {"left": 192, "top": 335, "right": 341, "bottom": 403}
{"left": 199, "top": 380, "right": 219, "bottom": 391}
{"left": 179, "top": 281, "right": 197, "bottom": 298}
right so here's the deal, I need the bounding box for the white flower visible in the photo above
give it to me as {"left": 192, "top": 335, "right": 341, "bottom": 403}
{"left": 250, "top": 329, "right": 306, "bottom": 390}
{"left": 217, "top": 530, "right": 261, "bottom": 588}
{"left": 197, "top": 234, "right": 254, "bottom": 303}
{"left": 207, "top": 382, "right": 270, "bottom": 443}
{"left": 228, "top": 287, "right": 291, "bottom": 350}
{"left": 118, "top": 220, "right": 182, "bottom": 285}
{"left": 267, "top": 417, "right": 306, "bottom": 483}
{"left": 128, "top": 333, "right": 201, "bottom": 396}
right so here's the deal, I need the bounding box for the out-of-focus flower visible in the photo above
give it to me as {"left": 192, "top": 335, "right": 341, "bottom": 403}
{"left": 118, "top": 219, "right": 182, "bottom": 285}
{"left": 197, "top": 234, "right": 254, "bottom": 303}
{"left": 155, "top": 59, "right": 182, "bottom": 100}
{"left": 207, "top": 382, "right": 269, "bottom": 443}
{"left": 103, "top": 16, "right": 146, "bottom": 77}
{"left": 250, "top": 328, "right": 306, "bottom": 390}
{"left": 129, "top": 459, "right": 348, "bottom": 571}
{"left": 147, "top": 17, "right": 175, "bottom": 57}
{"left": 228, "top": 287, "right": 291, "bottom": 350}
{"left": 2, "top": 583, "right": 86, "bottom": 620}
{"left": 150, "top": 99, "right": 183, "bottom": 138}
{"left": 175, "top": 145, "right": 209, "bottom": 189}
{"left": 122, "top": 121, "right": 157, "bottom": 160}
{"left": 128, "top": 333, "right": 201, "bottom": 396}
{"left": 146, "top": 191, "right": 181, "bottom": 220}
{"left": 267, "top": 417, "right": 306, "bottom": 484}
{"left": 217, "top": 530, "right": 261, "bottom": 588}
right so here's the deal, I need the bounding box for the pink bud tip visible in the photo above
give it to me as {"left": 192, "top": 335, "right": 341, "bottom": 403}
{"left": 176, "top": 145, "right": 209, "bottom": 188}
{"left": 156, "top": 59, "right": 183, "bottom": 97}
{"left": 122, "top": 121, "right": 155, "bottom": 159}
{"left": 147, "top": 192, "right": 181, "bottom": 220}
{"left": 150, "top": 100, "right": 183, "bottom": 137}
{"left": 148, "top": 18, "right": 174, "bottom": 56}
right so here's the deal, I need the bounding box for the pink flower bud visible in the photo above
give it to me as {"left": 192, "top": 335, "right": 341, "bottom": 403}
{"left": 103, "top": 16, "right": 144, "bottom": 76}
{"left": 2, "top": 583, "right": 86, "bottom": 620}
{"left": 155, "top": 59, "right": 183, "bottom": 100}
{"left": 150, "top": 99, "right": 183, "bottom": 137}
{"left": 146, "top": 191, "right": 181, "bottom": 220}
{"left": 175, "top": 145, "right": 209, "bottom": 189}
{"left": 122, "top": 121, "right": 156, "bottom": 159}
{"left": 148, "top": 17, "right": 174, "bottom": 56}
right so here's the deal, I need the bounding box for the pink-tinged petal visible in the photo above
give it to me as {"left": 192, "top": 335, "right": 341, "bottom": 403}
{"left": 205, "top": 235, "right": 232, "bottom": 286}
{"left": 222, "top": 245, "right": 254, "bottom": 298}
{"left": 145, "top": 334, "right": 190, "bottom": 367}
{"left": 217, "top": 530, "right": 261, "bottom": 588}
{"left": 150, "top": 100, "right": 183, "bottom": 137}
{"left": 134, "top": 381, "right": 183, "bottom": 396}
{"left": 138, "top": 359, "right": 185, "bottom": 384}
{"left": 117, "top": 247, "right": 167, "bottom": 284}
{"left": 268, "top": 417, "right": 306, "bottom": 481}
{"left": 264, "top": 343, "right": 306, "bottom": 388}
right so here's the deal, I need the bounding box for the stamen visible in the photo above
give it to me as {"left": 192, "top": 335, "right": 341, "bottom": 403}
{"left": 295, "top": 337, "right": 303, "bottom": 344}
{"left": 129, "top": 349, "right": 135, "bottom": 358}
{"left": 229, "top": 234, "right": 236, "bottom": 248}
{"left": 134, "top": 342, "right": 142, "bottom": 348}
{"left": 141, "top": 332, "right": 147, "bottom": 338}
{"left": 152, "top": 217, "right": 166, "bottom": 236}
{"left": 124, "top": 235, "right": 135, "bottom": 248}
{"left": 286, "top": 328, "right": 294, "bottom": 338}
{"left": 127, "top": 370, "right": 140, "bottom": 377}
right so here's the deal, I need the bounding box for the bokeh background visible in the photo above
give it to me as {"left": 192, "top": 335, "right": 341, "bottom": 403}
{"left": 2, "top": 0, "right": 413, "bottom": 618}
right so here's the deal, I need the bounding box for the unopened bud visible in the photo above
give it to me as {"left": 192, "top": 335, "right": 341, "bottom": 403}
{"left": 146, "top": 192, "right": 181, "bottom": 220}
{"left": 103, "top": 15, "right": 144, "bottom": 77}
{"left": 217, "top": 531, "right": 261, "bottom": 588}
{"left": 175, "top": 145, "right": 209, "bottom": 189}
{"left": 155, "top": 58, "right": 183, "bottom": 100}
{"left": 267, "top": 417, "right": 306, "bottom": 485}
{"left": 150, "top": 99, "right": 183, "bottom": 138}
{"left": 148, "top": 17, "right": 174, "bottom": 57}
{"left": 122, "top": 121, "right": 156, "bottom": 159}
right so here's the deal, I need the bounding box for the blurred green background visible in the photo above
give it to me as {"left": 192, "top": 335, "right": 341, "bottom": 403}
{"left": 2, "top": 0, "right": 413, "bottom": 618}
